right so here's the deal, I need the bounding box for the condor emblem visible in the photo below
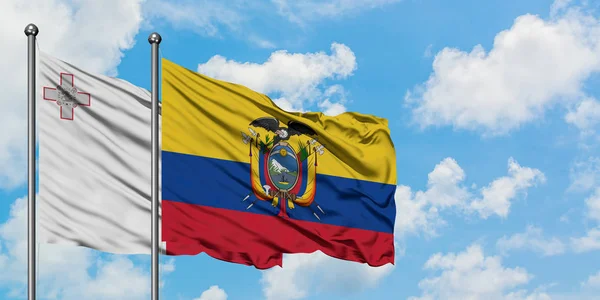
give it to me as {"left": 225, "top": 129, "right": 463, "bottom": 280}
{"left": 241, "top": 117, "right": 326, "bottom": 220}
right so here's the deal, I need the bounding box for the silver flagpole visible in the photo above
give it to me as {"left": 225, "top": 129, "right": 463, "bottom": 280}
{"left": 148, "top": 32, "right": 161, "bottom": 300}
{"left": 24, "top": 23, "right": 38, "bottom": 300}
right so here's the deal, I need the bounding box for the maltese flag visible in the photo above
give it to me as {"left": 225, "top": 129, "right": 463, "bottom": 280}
{"left": 37, "top": 50, "right": 163, "bottom": 254}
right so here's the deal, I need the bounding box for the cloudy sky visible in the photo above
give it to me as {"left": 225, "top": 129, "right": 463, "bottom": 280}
{"left": 1, "top": 0, "right": 600, "bottom": 299}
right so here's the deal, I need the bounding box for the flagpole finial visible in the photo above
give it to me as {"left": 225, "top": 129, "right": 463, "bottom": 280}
{"left": 24, "top": 24, "right": 39, "bottom": 36}
{"left": 148, "top": 32, "right": 162, "bottom": 44}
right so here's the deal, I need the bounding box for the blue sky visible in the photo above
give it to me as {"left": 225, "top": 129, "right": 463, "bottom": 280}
{"left": 1, "top": 0, "right": 600, "bottom": 299}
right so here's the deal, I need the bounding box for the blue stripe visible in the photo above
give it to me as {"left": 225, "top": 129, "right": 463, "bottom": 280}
{"left": 162, "top": 150, "right": 396, "bottom": 233}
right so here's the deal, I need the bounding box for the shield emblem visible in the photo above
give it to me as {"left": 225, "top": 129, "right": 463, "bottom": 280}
{"left": 267, "top": 142, "right": 299, "bottom": 192}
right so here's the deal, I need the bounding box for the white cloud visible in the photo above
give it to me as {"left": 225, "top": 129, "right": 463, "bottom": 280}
{"left": 0, "top": 0, "right": 145, "bottom": 189}
{"left": 469, "top": 158, "right": 546, "bottom": 219}
{"left": 422, "top": 157, "right": 471, "bottom": 208}
{"left": 581, "top": 271, "right": 600, "bottom": 289}
{"left": 570, "top": 187, "right": 600, "bottom": 253}
{"left": 504, "top": 290, "right": 553, "bottom": 300}
{"left": 394, "top": 158, "right": 469, "bottom": 237}
{"left": 316, "top": 85, "right": 348, "bottom": 116}
{"left": 260, "top": 251, "right": 394, "bottom": 300}
{"left": 160, "top": 258, "right": 175, "bottom": 273}
{"left": 423, "top": 44, "right": 434, "bottom": 58}
{"left": 565, "top": 97, "right": 600, "bottom": 136}
{"left": 197, "top": 42, "right": 356, "bottom": 113}
{"left": 535, "top": 270, "right": 600, "bottom": 299}
{"left": 159, "top": 258, "right": 176, "bottom": 288}
{"left": 585, "top": 188, "right": 600, "bottom": 222}
{"left": 63, "top": 256, "right": 150, "bottom": 300}
{"left": 571, "top": 228, "right": 600, "bottom": 253}
{"left": 143, "top": 0, "right": 244, "bottom": 37}
{"left": 318, "top": 99, "right": 347, "bottom": 116}
{"left": 0, "top": 197, "right": 155, "bottom": 299}
{"left": 409, "top": 244, "right": 544, "bottom": 300}
{"left": 568, "top": 187, "right": 600, "bottom": 253}
{"left": 272, "top": 0, "right": 401, "bottom": 25}
{"left": 568, "top": 157, "right": 600, "bottom": 192}
{"left": 405, "top": 4, "right": 600, "bottom": 135}
{"left": 395, "top": 157, "right": 545, "bottom": 237}
{"left": 394, "top": 185, "right": 446, "bottom": 238}
{"left": 496, "top": 225, "right": 566, "bottom": 256}
{"left": 195, "top": 285, "right": 228, "bottom": 300}
{"left": 550, "top": 0, "right": 574, "bottom": 17}
{"left": 143, "top": 0, "right": 398, "bottom": 47}
{"left": 248, "top": 35, "right": 278, "bottom": 49}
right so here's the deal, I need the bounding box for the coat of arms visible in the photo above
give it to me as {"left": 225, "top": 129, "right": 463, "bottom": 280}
{"left": 241, "top": 117, "right": 326, "bottom": 220}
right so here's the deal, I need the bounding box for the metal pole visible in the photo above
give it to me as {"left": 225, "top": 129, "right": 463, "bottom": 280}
{"left": 148, "top": 32, "right": 161, "bottom": 300}
{"left": 24, "top": 23, "right": 39, "bottom": 300}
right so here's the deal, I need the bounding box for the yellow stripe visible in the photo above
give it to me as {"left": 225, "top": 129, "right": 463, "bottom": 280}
{"left": 161, "top": 58, "right": 396, "bottom": 185}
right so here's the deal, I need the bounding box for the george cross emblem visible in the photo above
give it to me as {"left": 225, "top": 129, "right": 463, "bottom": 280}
{"left": 43, "top": 73, "right": 91, "bottom": 120}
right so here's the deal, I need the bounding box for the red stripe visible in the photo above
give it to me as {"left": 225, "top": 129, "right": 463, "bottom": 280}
{"left": 162, "top": 200, "right": 395, "bottom": 269}
{"left": 165, "top": 241, "right": 283, "bottom": 269}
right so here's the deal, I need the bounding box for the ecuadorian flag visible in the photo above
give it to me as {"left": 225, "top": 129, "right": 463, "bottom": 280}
{"left": 161, "top": 58, "right": 397, "bottom": 269}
